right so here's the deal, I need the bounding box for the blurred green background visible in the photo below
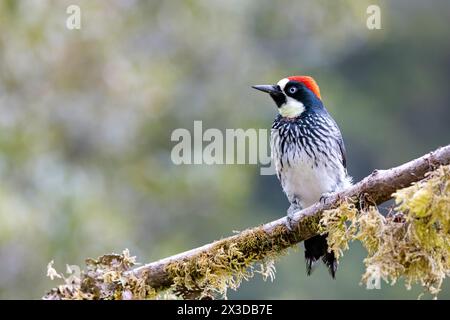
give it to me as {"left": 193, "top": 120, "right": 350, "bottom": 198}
{"left": 0, "top": 0, "right": 449, "bottom": 299}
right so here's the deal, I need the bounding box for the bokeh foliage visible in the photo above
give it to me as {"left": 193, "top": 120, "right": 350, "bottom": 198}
{"left": 0, "top": 0, "right": 449, "bottom": 299}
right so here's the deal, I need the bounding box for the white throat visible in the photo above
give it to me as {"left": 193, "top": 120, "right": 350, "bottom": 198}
{"left": 277, "top": 78, "right": 305, "bottom": 118}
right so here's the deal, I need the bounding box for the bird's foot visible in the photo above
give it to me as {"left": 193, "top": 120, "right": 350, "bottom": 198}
{"left": 286, "top": 203, "right": 302, "bottom": 231}
{"left": 319, "top": 192, "right": 334, "bottom": 205}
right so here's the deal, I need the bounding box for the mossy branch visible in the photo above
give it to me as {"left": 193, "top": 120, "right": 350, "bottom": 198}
{"left": 44, "top": 145, "right": 450, "bottom": 299}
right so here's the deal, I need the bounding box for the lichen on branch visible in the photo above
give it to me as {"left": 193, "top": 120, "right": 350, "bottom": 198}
{"left": 165, "top": 227, "right": 290, "bottom": 299}
{"left": 44, "top": 227, "right": 298, "bottom": 300}
{"left": 320, "top": 165, "right": 450, "bottom": 297}
{"left": 44, "top": 249, "right": 157, "bottom": 300}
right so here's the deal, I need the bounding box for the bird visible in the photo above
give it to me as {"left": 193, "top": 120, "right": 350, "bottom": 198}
{"left": 252, "top": 76, "right": 352, "bottom": 278}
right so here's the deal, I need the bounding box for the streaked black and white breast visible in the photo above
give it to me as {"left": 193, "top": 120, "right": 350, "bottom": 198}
{"left": 271, "top": 112, "right": 351, "bottom": 208}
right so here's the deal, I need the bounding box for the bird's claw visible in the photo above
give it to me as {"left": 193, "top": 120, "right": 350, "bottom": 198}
{"left": 319, "top": 192, "right": 334, "bottom": 205}
{"left": 286, "top": 203, "right": 302, "bottom": 231}
{"left": 285, "top": 215, "right": 295, "bottom": 231}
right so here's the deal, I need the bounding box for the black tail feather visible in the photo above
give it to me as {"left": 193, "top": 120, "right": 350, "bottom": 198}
{"left": 322, "top": 251, "right": 337, "bottom": 279}
{"left": 304, "top": 234, "right": 337, "bottom": 278}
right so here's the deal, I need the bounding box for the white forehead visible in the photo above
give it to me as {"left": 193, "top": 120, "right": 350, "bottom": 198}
{"left": 277, "top": 78, "right": 290, "bottom": 90}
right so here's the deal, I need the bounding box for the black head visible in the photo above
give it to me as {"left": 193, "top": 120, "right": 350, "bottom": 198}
{"left": 252, "top": 76, "right": 323, "bottom": 117}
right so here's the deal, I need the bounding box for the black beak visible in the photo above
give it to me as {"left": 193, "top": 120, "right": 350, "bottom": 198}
{"left": 252, "top": 84, "right": 283, "bottom": 96}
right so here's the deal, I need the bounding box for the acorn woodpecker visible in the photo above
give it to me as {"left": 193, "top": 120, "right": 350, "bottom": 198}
{"left": 252, "top": 76, "right": 352, "bottom": 278}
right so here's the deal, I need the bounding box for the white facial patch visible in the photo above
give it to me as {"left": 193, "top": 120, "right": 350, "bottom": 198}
{"left": 277, "top": 78, "right": 290, "bottom": 91}
{"left": 276, "top": 78, "right": 305, "bottom": 118}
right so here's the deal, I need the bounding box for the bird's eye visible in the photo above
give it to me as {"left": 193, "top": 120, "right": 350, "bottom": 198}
{"left": 288, "top": 87, "right": 297, "bottom": 94}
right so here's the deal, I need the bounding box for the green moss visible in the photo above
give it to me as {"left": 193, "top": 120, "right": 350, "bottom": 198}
{"left": 44, "top": 225, "right": 303, "bottom": 300}
{"left": 320, "top": 165, "right": 450, "bottom": 297}
{"left": 166, "top": 226, "right": 297, "bottom": 299}
{"left": 44, "top": 249, "right": 157, "bottom": 300}
{"left": 319, "top": 200, "right": 358, "bottom": 259}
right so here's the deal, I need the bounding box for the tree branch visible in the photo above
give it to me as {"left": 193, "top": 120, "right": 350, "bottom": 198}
{"left": 130, "top": 144, "right": 450, "bottom": 290}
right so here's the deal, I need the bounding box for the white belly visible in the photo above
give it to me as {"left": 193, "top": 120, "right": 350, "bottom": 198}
{"left": 271, "top": 131, "right": 350, "bottom": 208}
{"left": 279, "top": 155, "right": 339, "bottom": 207}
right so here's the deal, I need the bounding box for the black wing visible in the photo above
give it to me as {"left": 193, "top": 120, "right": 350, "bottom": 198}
{"left": 337, "top": 137, "right": 347, "bottom": 170}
